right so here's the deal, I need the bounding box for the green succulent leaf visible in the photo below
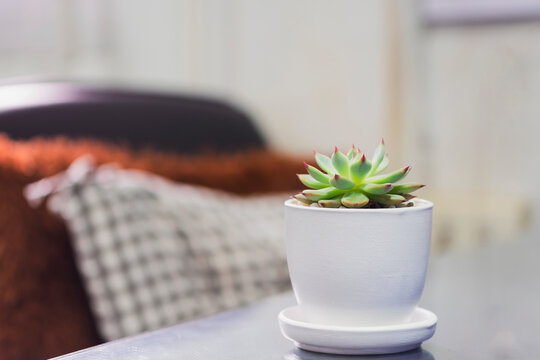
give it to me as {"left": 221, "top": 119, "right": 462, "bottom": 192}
{"left": 362, "top": 183, "right": 393, "bottom": 195}
{"left": 347, "top": 146, "right": 357, "bottom": 160}
{"left": 370, "top": 139, "right": 386, "bottom": 174}
{"left": 331, "top": 148, "right": 350, "bottom": 177}
{"left": 368, "top": 166, "right": 411, "bottom": 184}
{"left": 318, "top": 196, "right": 342, "bottom": 208}
{"left": 293, "top": 193, "right": 311, "bottom": 204}
{"left": 295, "top": 142, "right": 424, "bottom": 208}
{"left": 369, "top": 194, "right": 406, "bottom": 205}
{"left": 314, "top": 152, "right": 335, "bottom": 174}
{"left": 372, "top": 154, "right": 389, "bottom": 175}
{"left": 349, "top": 154, "right": 372, "bottom": 183}
{"left": 330, "top": 174, "right": 356, "bottom": 190}
{"left": 389, "top": 183, "right": 425, "bottom": 194}
{"left": 341, "top": 191, "right": 369, "bottom": 208}
{"left": 402, "top": 194, "right": 416, "bottom": 201}
{"left": 303, "top": 187, "right": 345, "bottom": 201}
{"left": 297, "top": 174, "right": 328, "bottom": 189}
{"left": 304, "top": 162, "right": 330, "bottom": 184}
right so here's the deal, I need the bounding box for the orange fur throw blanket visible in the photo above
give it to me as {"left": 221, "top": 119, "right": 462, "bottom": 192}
{"left": 0, "top": 135, "right": 303, "bottom": 359}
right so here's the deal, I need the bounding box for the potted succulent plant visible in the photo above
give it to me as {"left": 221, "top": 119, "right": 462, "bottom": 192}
{"left": 279, "top": 140, "right": 436, "bottom": 355}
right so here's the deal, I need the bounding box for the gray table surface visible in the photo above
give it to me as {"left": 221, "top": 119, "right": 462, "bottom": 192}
{"left": 54, "top": 229, "right": 540, "bottom": 360}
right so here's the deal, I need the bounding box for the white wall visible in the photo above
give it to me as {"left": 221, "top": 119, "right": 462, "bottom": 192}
{"left": 230, "top": 1, "right": 391, "bottom": 154}
{"left": 420, "top": 23, "right": 540, "bottom": 230}
{"left": 1, "top": 0, "right": 538, "bottom": 248}
{"left": 0, "top": 1, "right": 69, "bottom": 79}
{"left": 0, "top": 0, "right": 394, "bottom": 156}
{"left": 105, "top": 0, "right": 394, "bottom": 155}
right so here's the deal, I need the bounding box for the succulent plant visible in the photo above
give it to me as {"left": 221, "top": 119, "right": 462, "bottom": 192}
{"left": 294, "top": 140, "right": 424, "bottom": 208}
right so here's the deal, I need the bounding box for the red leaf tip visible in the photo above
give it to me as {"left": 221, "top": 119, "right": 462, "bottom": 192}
{"left": 334, "top": 146, "right": 339, "bottom": 153}
{"left": 361, "top": 154, "right": 366, "bottom": 162}
{"left": 381, "top": 137, "right": 385, "bottom": 145}
{"left": 303, "top": 161, "right": 309, "bottom": 169}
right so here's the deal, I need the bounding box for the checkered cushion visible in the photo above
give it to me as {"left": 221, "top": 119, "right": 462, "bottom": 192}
{"left": 27, "top": 158, "right": 290, "bottom": 340}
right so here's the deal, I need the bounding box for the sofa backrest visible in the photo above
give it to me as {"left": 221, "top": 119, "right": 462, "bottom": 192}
{"left": 0, "top": 82, "right": 265, "bottom": 154}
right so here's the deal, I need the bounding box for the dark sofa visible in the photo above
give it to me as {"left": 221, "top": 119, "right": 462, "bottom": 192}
{"left": 0, "top": 82, "right": 302, "bottom": 359}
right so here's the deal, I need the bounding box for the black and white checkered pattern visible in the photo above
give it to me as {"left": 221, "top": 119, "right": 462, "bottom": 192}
{"left": 32, "top": 159, "right": 290, "bottom": 340}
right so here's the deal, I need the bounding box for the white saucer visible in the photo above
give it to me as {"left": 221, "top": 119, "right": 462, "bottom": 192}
{"left": 278, "top": 306, "right": 437, "bottom": 355}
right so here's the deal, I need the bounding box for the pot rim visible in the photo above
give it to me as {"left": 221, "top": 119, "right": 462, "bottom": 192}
{"left": 285, "top": 198, "right": 433, "bottom": 213}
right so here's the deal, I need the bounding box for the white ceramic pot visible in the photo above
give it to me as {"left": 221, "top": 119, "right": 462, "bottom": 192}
{"left": 284, "top": 198, "right": 433, "bottom": 327}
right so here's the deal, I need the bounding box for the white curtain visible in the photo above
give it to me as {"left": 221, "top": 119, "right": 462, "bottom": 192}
{"left": 1, "top": 0, "right": 536, "bottom": 249}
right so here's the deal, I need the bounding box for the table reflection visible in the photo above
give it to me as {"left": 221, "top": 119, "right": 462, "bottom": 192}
{"left": 283, "top": 347, "right": 434, "bottom": 360}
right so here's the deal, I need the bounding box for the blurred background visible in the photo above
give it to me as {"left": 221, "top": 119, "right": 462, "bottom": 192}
{"left": 2, "top": 0, "right": 540, "bottom": 358}
{"left": 3, "top": 0, "right": 538, "bottom": 253}
{"left": 1, "top": 1, "right": 539, "bottom": 248}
